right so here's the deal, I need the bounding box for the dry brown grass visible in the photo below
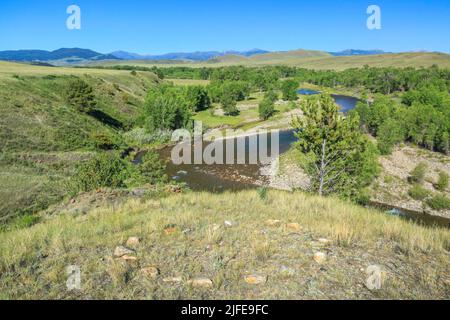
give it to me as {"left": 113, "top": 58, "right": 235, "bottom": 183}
{"left": 0, "top": 190, "right": 449, "bottom": 299}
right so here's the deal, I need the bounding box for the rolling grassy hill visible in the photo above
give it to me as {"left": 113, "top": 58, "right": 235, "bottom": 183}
{"left": 95, "top": 51, "right": 450, "bottom": 70}
{"left": 0, "top": 61, "right": 158, "bottom": 222}
{"left": 0, "top": 189, "right": 449, "bottom": 299}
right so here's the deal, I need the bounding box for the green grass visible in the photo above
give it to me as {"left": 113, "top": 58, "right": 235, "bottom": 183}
{"left": 193, "top": 110, "right": 243, "bottom": 128}
{"left": 0, "top": 152, "right": 94, "bottom": 223}
{"left": 0, "top": 61, "right": 159, "bottom": 221}
{"left": 0, "top": 190, "right": 449, "bottom": 299}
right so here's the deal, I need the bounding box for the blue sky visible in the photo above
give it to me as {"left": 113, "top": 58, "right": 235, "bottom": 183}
{"left": 0, "top": 0, "right": 449, "bottom": 54}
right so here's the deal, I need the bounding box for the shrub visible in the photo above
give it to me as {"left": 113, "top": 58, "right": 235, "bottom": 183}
{"left": 258, "top": 99, "right": 275, "bottom": 120}
{"left": 435, "top": 171, "right": 449, "bottom": 191}
{"left": 426, "top": 194, "right": 450, "bottom": 211}
{"left": 64, "top": 78, "right": 96, "bottom": 113}
{"left": 139, "top": 151, "right": 167, "bottom": 184}
{"left": 408, "top": 162, "right": 428, "bottom": 184}
{"left": 377, "top": 118, "right": 404, "bottom": 155}
{"left": 408, "top": 184, "right": 431, "bottom": 201}
{"left": 90, "top": 131, "right": 121, "bottom": 150}
{"left": 70, "top": 152, "right": 132, "bottom": 195}
{"left": 221, "top": 92, "right": 239, "bottom": 116}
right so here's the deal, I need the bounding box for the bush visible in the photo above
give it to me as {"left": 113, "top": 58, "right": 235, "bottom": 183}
{"left": 139, "top": 151, "right": 167, "bottom": 184}
{"left": 426, "top": 194, "right": 450, "bottom": 211}
{"left": 377, "top": 118, "right": 404, "bottom": 155}
{"left": 221, "top": 92, "right": 239, "bottom": 116}
{"left": 69, "top": 152, "right": 132, "bottom": 195}
{"left": 408, "top": 162, "right": 428, "bottom": 184}
{"left": 64, "top": 78, "right": 96, "bottom": 113}
{"left": 435, "top": 171, "right": 449, "bottom": 191}
{"left": 258, "top": 99, "right": 275, "bottom": 120}
{"left": 90, "top": 131, "right": 121, "bottom": 150}
{"left": 408, "top": 184, "right": 431, "bottom": 200}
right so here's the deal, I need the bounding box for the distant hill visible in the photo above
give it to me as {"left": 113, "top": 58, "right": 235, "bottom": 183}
{"left": 110, "top": 49, "right": 270, "bottom": 61}
{"left": 329, "top": 49, "right": 389, "bottom": 56}
{"left": 209, "top": 49, "right": 331, "bottom": 64}
{"left": 100, "top": 51, "right": 450, "bottom": 70}
{"left": 0, "top": 48, "right": 120, "bottom": 65}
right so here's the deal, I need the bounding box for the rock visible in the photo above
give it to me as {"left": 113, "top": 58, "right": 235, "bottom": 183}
{"left": 126, "top": 236, "right": 141, "bottom": 247}
{"left": 121, "top": 255, "right": 138, "bottom": 262}
{"left": 365, "top": 265, "right": 385, "bottom": 290}
{"left": 131, "top": 188, "right": 146, "bottom": 197}
{"left": 114, "top": 246, "right": 135, "bottom": 257}
{"left": 313, "top": 252, "right": 327, "bottom": 264}
{"left": 286, "top": 223, "right": 301, "bottom": 232}
{"left": 163, "top": 276, "right": 183, "bottom": 283}
{"left": 187, "top": 278, "right": 213, "bottom": 288}
{"left": 265, "top": 219, "right": 281, "bottom": 227}
{"left": 244, "top": 274, "right": 267, "bottom": 285}
{"left": 224, "top": 220, "right": 236, "bottom": 228}
{"left": 164, "top": 226, "right": 177, "bottom": 235}
{"left": 141, "top": 266, "right": 160, "bottom": 278}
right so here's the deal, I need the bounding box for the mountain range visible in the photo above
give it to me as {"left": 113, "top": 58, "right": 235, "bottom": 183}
{"left": 0, "top": 48, "right": 118, "bottom": 64}
{"left": 0, "top": 48, "right": 394, "bottom": 65}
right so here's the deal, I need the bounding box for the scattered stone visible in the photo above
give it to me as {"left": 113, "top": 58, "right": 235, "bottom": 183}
{"left": 318, "top": 238, "right": 331, "bottom": 245}
{"left": 187, "top": 278, "right": 214, "bottom": 288}
{"left": 365, "top": 265, "right": 385, "bottom": 290}
{"left": 164, "top": 226, "right": 178, "bottom": 235}
{"left": 313, "top": 252, "right": 327, "bottom": 264}
{"left": 141, "top": 266, "right": 160, "bottom": 278}
{"left": 163, "top": 276, "right": 183, "bottom": 283}
{"left": 121, "top": 255, "right": 138, "bottom": 262}
{"left": 286, "top": 223, "right": 301, "bottom": 232}
{"left": 182, "top": 228, "right": 192, "bottom": 234}
{"left": 131, "top": 188, "right": 146, "bottom": 197}
{"left": 244, "top": 274, "right": 267, "bottom": 285}
{"left": 126, "top": 236, "right": 141, "bottom": 247}
{"left": 224, "top": 220, "right": 236, "bottom": 228}
{"left": 265, "top": 219, "right": 281, "bottom": 227}
{"left": 114, "top": 246, "right": 135, "bottom": 257}
{"left": 69, "top": 198, "right": 76, "bottom": 204}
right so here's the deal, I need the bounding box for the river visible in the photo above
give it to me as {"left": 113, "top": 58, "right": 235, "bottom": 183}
{"left": 140, "top": 90, "right": 449, "bottom": 227}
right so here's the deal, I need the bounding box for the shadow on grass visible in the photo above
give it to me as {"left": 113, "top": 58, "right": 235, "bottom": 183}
{"left": 88, "top": 109, "right": 123, "bottom": 129}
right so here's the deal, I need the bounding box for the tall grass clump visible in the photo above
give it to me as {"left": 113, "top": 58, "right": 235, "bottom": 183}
{"left": 408, "top": 162, "right": 428, "bottom": 184}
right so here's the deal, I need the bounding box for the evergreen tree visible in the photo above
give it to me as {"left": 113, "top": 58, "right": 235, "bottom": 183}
{"left": 293, "top": 94, "right": 379, "bottom": 199}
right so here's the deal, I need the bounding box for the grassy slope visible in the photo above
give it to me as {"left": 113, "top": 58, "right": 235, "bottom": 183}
{"left": 95, "top": 52, "right": 450, "bottom": 70}
{"left": 0, "top": 190, "right": 449, "bottom": 299}
{"left": 0, "top": 61, "right": 158, "bottom": 221}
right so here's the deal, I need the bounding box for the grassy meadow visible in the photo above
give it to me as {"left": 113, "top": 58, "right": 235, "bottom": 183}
{"left": 94, "top": 52, "right": 450, "bottom": 70}
{"left": 0, "top": 61, "right": 158, "bottom": 223}
{"left": 0, "top": 190, "right": 449, "bottom": 299}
